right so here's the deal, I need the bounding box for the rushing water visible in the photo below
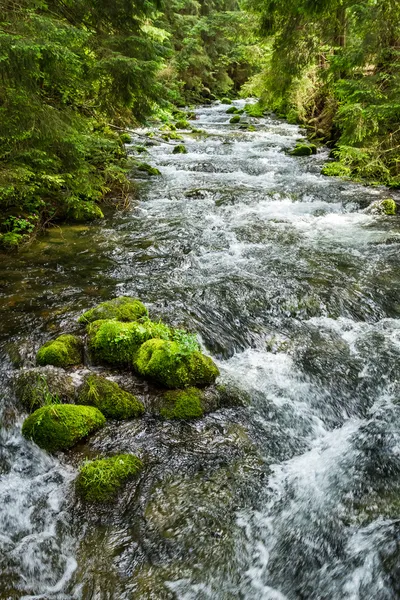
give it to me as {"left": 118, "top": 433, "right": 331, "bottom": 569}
{"left": 1, "top": 101, "right": 400, "bottom": 599}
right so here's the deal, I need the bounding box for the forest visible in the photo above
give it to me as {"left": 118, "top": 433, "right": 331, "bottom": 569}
{"left": 1, "top": 0, "right": 399, "bottom": 249}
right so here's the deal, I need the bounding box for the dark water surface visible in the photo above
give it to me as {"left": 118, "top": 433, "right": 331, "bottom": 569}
{"left": 1, "top": 102, "right": 400, "bottom": 599}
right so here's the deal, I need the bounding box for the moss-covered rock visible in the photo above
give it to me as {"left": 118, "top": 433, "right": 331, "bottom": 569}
{"left": 78, "top": 373, "right": 144, "bottom": 419}
{"left": 366, "top": 198, "right": 397, "bottom": 216}
{"left": 137, "top": 163, "right": 161, "bottom": 176}
{"left": 229, "top": 115, "right": 241, "bottom": 124}
{"left": 87, "top": 318, "right": 173, "bottom": 365}
{"left": 134, "top": 339, "right": 219, "bottom": 389}
{"left": 78, "top": 296, "right": 148, "bottom": 324}
{"left": 290, "top": 144, "right": 316, "bottom": 157}
{"left": 14, "top": 367, "right": 75, "bottom": 412}
{"left": 321, "top": 162, "right": 351, "bottom": 177}
{"left": 174, "top": 120, "right": 190, "bottom": 129}
{"left": 172, "top": 144, "right": 187, "bottom": 154}
{"left": 22, "top": 404, "right": 105, "bottom": 452}
{"left": 76, "top": 454, "right": 143, "bottom": 502}
{"left": 226, "top": 106, "right": 238, "bottom": 114}
{"left": 67, "top": 202, "right": 104, "bottom": 222}
{"left": 36, "top": 334, "right": 83, "bottom": 368}
{"left": 220, "top": 98, "right": 231, "bottom": 104}
{"left": 160, "top": 387, "right": 204, "bottom": 419}
{"left": 119, "top": 132, "right": 131, "bottom": 144}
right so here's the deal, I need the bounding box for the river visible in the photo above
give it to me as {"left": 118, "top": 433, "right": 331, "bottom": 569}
{"left": 0, "top": 100, "right": 400, "bottom": 599}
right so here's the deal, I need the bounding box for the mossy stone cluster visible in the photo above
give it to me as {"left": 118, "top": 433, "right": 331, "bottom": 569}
{"left": 226, "top": 106, "right": 238, "bottom": 114}
{"left": 160, "top": 387, "right": 204, "bottom": 419}
{"left": 87, "top": 318, "right": 173, "bottom": 365}
{"left": 78, "top": 373, "right": 144, "bottom": 419}
{"left": 37, "top": 334, "right": 83, "bottom": 368}
{"left": 78, "top": 296, "right": 148, "bottom": 324}
{"left": 22, "top": 404, "right": 105, "bottom": 452}
{"left": 76, "top": 454, "right": 143, "bottom": 502}
{"left": 229, "top": 115, "right": 241, "bottom": 124}
{"left": 134, "top": 338, "right": 219, "bottom": 389}
{"left": 290, "top": 144, "right": 317, "bottom": 156}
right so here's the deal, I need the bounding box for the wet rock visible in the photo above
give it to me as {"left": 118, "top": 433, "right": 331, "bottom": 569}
{"left": 36, "top": 334, "right": 83, "bottom": 368}
{"left": 229, "top": 115, "right": 241, "bottom": 124}
{"left": 365, "top": 198, "right": 397, "bottom": 216}
{"left": 159, "top": 387, "right": 204, "bottom": 419}
{"left": 134, "top": 338, "right": 219, "bottom": 389}
{"left": 290, "top": 143, "right": 317, "bottom": 156}
{"left": 137, "top": 162, "right": 161, "bottom": 176}
{"left": 76, "top": 454, "right": 143, "bottom": 502}
{"left": 78, "top": 373, "right": 144, "bottom": 419}
{"left": 22, "top": 404, "right": 105, "bottom": 452}
{"left": 13, "top": 366, "right": 75, "bottom": 412}
{"left": 78, "top": 296, "right": 148, "bottom": 325}
{"left": 226, "top": 106, "right": 238, "bottom": 114}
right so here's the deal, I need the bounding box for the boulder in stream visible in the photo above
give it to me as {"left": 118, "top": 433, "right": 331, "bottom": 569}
{"left": 36, "top": 334, "right": 83, "bottom": 368}
{"left": 134, "top": 338, "right": 219, "bottom": 389}
{"left": 22, "top": 404, "right": 105, "bottom": 452}
{"left": 78, "top": 373, "right": 144, "bottom": 419}
{"left": 14, "top": 366, "right": 75, "bottom": 412}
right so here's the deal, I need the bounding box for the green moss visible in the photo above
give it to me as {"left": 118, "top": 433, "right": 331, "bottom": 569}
{"left": 87, "top": 318, "right": 173, "bottom": 365}
{"left": 174, "top": 120, "right": 190, "bottom": 129}
{"left": 119, "top": 132, "right": 131, "bottom": 144}
{"left": 78, "top": 374, "right": 144, "bottom": 419}
{"left": 78, "top": 296, "right": 148, "bottom": 324}
{"left": 226, "top": 106, "right": 238, "bottom": 114}
{"left": 290, "top": 144, "right": 314, "bottom": 157}
{"left": 160, "top": 387, "right": 204, "bottom": 419}
{"left": 14, "top": 367, "right": 75, "bottom": 412}
{"left": 134, "top": 338, "right": 219, "bottom": 389}
{"left": 134, "top": 145, "right": 148, "bottom": 154}
{"left": 381, "top": 198, "right": 397, "bottom": 215}
{"left": 229, "top": 115, "right": 241, "bottom": 124}
{"left": 22, "top": 404, "right": 105, "bottom": 452}
{"left": 172, "top": 144, "right": 187, "bottom": 154}
{"left": 221, "top": 98, "right": 231, "bottom": 104}
{"left": 36, "top": 334, "right": 83, "bottom": 367}
{"left": 247, "top": 125, "right": 256, "bottom": 132}
{"left": 137, "top": 163, "right": 161, "bottom": 176}
{"left": 321, "top": 162, "right": 352, "bottom": 177}
{"left": 76, "top": 454, "right": 143, "bottom": 502}
{"left": 67, "top": 202, "right": 104, "bottom": 222}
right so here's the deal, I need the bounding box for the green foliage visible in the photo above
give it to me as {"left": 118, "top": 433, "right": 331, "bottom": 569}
{"left": 76, "top": 454, "right": 143, "bottom": 502}
{"left": 22, "top": 404, "right": 105, "bottom": 452}
{"left": 36, "top": 334, "right": 83, "bottom": 367}
{"left": 134, "top": 338, "right": 219, "bottom": 389}
{"left": 78, "top": 373, "right": 144, "bottom": 419}
{"left": 321, "top": 162, "right": 352, "bottom": 178}
{"left": 160, "top": 387, "right": 204, "bottom": 419}
{"left": 78, "top": 297, "right": 148, "bottom": 324}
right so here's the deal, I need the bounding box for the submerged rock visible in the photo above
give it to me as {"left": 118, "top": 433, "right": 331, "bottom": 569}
{"left": 78, "top": 373, "right": 144, "bottom": 419}
{"left": 22, "top": 404, "right": 105, "bottom": 452}
{"left": 14, "top": 366, "right": 75, "bottom": 412}
{"left": 78, "top": 296, "right": 148, "bottom": 324}
{"left": 36, "top": 334, "right": 83, "bottom": 368}
{"left": 134, "top": 338, "right": 219, "bottom": 389}
{"left": 76, "top": 454, "right": 143, "bottom": 502}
